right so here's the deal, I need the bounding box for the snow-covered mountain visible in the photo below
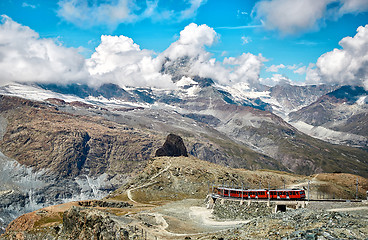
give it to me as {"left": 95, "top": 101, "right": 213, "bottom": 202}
{"left": 289, "top": 86, "right": 368, "bottom": 148}
{"left": 1, "top": 79, "right": 366, "bottom": 151}
{"left": 1, "top": 80, "right": 367, "bottom": 162}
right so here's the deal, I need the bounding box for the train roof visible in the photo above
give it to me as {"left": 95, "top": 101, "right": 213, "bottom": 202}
{"left": 216, "top": 187, "right": 266, "bottom": 191}
{"left": 216, "top": 187, "right": 304, "bottom": 191}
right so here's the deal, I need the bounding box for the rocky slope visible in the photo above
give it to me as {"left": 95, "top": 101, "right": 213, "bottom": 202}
{"left": 210, "top": 202, "right": 368, "bottom": 240}
{"left": 17, "top": 82, "right": 368, "bottom": 176}
{"left": 2, "top": 156, "right": 367, "bottom": 239}
{"left": 0, "top": 95, "right": 163, "bottom": 232}
{"left": 289, "top": 85, "right": 368, "bottom": 148}
{"left": 268, "top": 83, "right": 337, "bottom": 116}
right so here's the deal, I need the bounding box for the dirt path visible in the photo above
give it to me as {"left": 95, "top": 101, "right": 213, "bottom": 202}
{"left": 141, "top": 199, "right": 251, "bottom": 239}
{"left": 126, "top": 160, "right": 172, "bottom": 204}
{"left": 189, "top": 206, "right": 251, "bottom": 226}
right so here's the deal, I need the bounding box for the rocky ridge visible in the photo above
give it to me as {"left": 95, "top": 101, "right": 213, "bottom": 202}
{"left": 289, "top": 85, "right": 368, "bottom": 149}
{"left": 268, "top": 83, "right": 337, "bottom": 116}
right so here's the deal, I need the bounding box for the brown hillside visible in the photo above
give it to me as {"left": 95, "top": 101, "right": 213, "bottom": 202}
{"left": 107, "top": 156, "right": 368, "bottom": 203}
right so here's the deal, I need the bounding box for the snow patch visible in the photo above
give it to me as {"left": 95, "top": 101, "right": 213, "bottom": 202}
{"left": 290, "top": 121, "right": 367, "bottom": 146}
{"left": 0, "top": 83, "right": 83, "bottom": 102}
{"left": 176, "top": 76, "right": 197, "bottom": 87}
{"left": 356, "top": 96, "right": 368, "bottom": 105}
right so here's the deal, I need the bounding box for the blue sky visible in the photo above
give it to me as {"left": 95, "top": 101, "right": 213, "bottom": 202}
{"left": 0, "top": 0, "right": 368, "bottom": 87}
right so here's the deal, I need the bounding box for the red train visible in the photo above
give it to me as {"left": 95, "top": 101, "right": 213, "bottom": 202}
{"left": 214, "top": 187, "right": 306, "bottom": 200}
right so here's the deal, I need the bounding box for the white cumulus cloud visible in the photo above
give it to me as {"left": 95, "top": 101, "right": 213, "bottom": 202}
{"left": 253, "top": 0, "right": 368, "bottom": 35}
{"left": 241, "top": 36, "right": 251, "bottom": 45}
{"left": 223, "top": 53, "right": 266, "bottom": 86}
{"left": 0, "top": 15, "right": 87, "bottom": 86}
{"left": 339, "top": 0, "right": 368, "bottom": 15}
{"left": 178, "top": 0, "right": 207, "bottom": 21}
{"left": 162, "top": 23, "right": 217, "bottom": 60}
{"left": 306, "top": 24, "right": 368, "bottom": 88}
{"left": 57, "top": 0, "right": 138, "bottom": 29}
{"left": 260, "top": 74, "right": 292, "bottom": 87}
{"left": 266, "top": 64, "right": 285, "bottom": 72}
{"left": 294, "top": 66, "right": 306, "bottom": 74}
{"left": 57, "top": 0, "right": 207, "bottom": 29}
{"left": 22, "top": 2, "right": 37, "bottom": 9}
{"left": 87, "top": 35, "right": 175, "bottom": 89}
{"left": 159, "top": 23, "right": 266, "bottom": 87}
{"left": 0, "top": 17, "right": 267, "bottom": 90}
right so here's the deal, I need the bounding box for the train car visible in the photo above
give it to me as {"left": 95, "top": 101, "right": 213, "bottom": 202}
{"left": 268, "top": 189, "right": 305, "bottom": 200}
{"left": 214, "top": 187, "right": 305, "bottom": 200}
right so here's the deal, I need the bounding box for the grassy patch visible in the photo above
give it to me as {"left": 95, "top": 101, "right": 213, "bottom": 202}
{"left": 33, "top": 212, "right": 63, "bottom": 228}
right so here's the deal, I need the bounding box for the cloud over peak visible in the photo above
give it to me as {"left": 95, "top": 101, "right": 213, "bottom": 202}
{"left": 0, "top": 18, "right": 267, "bottom": 90}
{"left": 163, "top": 23, "right": 217, "bottom": 60}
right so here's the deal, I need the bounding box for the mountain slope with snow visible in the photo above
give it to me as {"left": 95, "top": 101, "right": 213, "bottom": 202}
{"left": 288, "top": 86, "right": 368, "bottom": 149}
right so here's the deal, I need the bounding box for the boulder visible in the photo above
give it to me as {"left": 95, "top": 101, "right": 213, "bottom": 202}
{"left": 155, "top": 134, "right": 188, "bottom": 157}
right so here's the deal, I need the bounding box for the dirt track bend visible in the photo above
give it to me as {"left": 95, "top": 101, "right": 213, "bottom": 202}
{"left": 126, "top": 160, "right": 172, "bottom": 203}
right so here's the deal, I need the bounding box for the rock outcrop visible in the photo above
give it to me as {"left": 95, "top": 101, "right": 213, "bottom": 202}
{"left": 155, "top": 133, "right": 188, "bottom": 157}
{"left": 63, "top": 206, "right": 130, "bottom": 240}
